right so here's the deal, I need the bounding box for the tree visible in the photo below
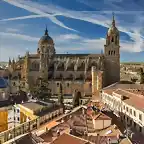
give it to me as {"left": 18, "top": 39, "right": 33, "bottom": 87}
{"left": 131, "top": 77, "right": 138, "bottom": 83}
{"left": 139, "top": 68, "right": 144, "bottom": 84}
{"left": 139, "top": 67, "right": 143, "bottom": 75}
{"left": 58, "top": 83, "right": 64, "bottom": 106}
{"left": 32, "top": 77, "right": 51, "bottom": 100}
{"left": 72, "top": 90, "right": 81, "bottom": 108}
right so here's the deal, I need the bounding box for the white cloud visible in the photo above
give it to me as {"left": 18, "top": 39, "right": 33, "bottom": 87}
{"left": 0, "top": 15, "right": 43, "bottom": 21}
{"left": 1, "top": 0, "right": 144, "bottom": 53}
{"left": 0, "top": 30, "right": 139, "bottom": 60}
{"left": 5, "top": 28, "right": 20, "bottom": 33}
{"left": 56, "top": 36, "right": 142, "bottom": 53}
{"left": 0, "top": 45, "right": 26, "bottom": 61}
{"left": 2, "top": 0, "right": 77, "bottom": 32}
{"left": 0, "top": 32, "right": 39, "bottom": 42}
{"left": 54, "top": 34, "right": 81, "bottom": 43}
{"left": 0, "top": 32, "right": 82, "bottom": 43}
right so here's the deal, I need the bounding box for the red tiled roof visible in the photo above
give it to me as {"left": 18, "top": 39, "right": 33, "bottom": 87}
{"left": 104, "top": 88, "right": 144, "bottom": 111}
{"left": 103, "top": 89, "right": 114, "bottom": 95}
{"left": 46, "top": 121, "right": 59, "bottom": 130}
{"left": 51, "top": 133, "right": 89, "bottom": 144}
{"left": 93, "top": 113, "right": 112, "bottom": 120}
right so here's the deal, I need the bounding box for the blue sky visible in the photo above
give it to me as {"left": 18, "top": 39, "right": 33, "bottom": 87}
{"left": 0, "top": 0, "right": 144, "bottom": 62}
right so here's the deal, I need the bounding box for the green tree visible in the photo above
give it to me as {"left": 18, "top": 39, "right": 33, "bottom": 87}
{"left": 139, "top": 67, "right": 143, "bottom": 75}
{"left": 58, "top": 83, "right": 64, "bottom": 106}
{"left": 139, "top": 68, "right": 144, "bottom": 84}
{"left": 131, "top": 77, "right": 138, "bottom": 83}
{"left": 72, "top": 90, "right": 81, "bottom": 108}
{"left": 32, "top": 77, "right": 51, "bottom": 100}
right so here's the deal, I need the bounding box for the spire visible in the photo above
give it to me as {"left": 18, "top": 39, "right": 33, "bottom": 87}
{"left": 112, "top": 12, "right": 115, "bottom": 27}
{"left": 101, "top": 50, "right": 103, "bottom": 54}
{"left": 9, "top": 57, "right": 11, "bottom": 64}
{"left": 12, "top": 58, "right": 15, "bottom": 63}
{"left": 45, "top": 25, "right": 48, "bottom": 36}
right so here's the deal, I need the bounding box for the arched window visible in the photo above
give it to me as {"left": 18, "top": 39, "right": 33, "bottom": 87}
{"left": 111, "top": 51, "right": 113, "bottom": 55}
{"left": 32, "top": 61, "right": 39, "bottom": 71}
{"left": 109, "top": 51, "right": 110, "bottom": 55}
{"left": 114, "top": 51, "right": 115, "bottom": 55}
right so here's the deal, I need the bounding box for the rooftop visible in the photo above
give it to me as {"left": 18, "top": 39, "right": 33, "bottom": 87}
{"left": 51, "top": 133, "right": 90, "bottom": 144}
{"left": 21, "top": 53, "right": 104, "bottom": 59}
{"left": 93, "top": 112, "right": 112, "bottom": 121}
{"left": 8, "top": 105, "right": 131, "bottom": 144}
{"left": 103, "top": 82, "right": 144, "bottom": 90}
{"left": 103, "top": 88, "right": 144, "bottom": 112}
{"left": 20, "top": 101, "right": 57, "bottom": 116}
{"left": 21, "top": 101, "right": 48, "bottom": 111}
{"left": 98, "top": 124, "right": 121, "bottom": 137}
{"left": 14, "top": 133, "right": 34, "bottom": 144}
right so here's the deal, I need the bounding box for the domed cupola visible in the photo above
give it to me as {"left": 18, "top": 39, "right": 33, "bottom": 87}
{"left": 106, "top": 13, "right": 119, "bottom": 45}
{"left": 107, "top": 13, "right": 119, "bottom": 36}
{"left": 38, "top": 27, "right": 54, "bottom": 45}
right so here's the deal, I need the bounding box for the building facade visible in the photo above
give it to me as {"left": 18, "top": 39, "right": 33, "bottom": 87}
{"left": 101, "top": 88, "right": 144, "bottom": 135}
{"left": 0, "top": 108, "right": 8, "bottom": 133}
{"left": 0, "top": 105, "right": 20, "bottom": 133}
{"left": 8, "top": 105, "right": 21, "bottom": 129}
{"left": 5, "top": 14, "right": 120, "bottom": 98}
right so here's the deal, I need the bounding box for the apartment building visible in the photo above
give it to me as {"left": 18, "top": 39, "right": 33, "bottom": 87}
{"left": 101, "top": 88, "right": 144, "bottom": 135}
{"left": 8, "top": 105, "right": 21, "bottom": 129}
{"left": 0, "top": 105, "right": 21, "bottom": 133}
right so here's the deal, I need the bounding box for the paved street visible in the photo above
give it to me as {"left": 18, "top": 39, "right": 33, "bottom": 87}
{"left": 130, "top": 129, "right": 144, "bottom": 144}
{"left": 103, "top": 110, "right": 144, "bottom": 144}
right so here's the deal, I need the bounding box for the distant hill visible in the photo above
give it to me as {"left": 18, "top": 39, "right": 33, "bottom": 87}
{"left": 0, "top": 62, "right": 8, "bottom": 66}
{"left": 120, "top": 51, "right": 144, "bottom": 62}
{"left": 121, "top": 62, "right": 144, "bottom": 65}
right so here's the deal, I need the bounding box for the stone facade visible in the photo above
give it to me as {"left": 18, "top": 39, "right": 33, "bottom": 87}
{"left": 5, "top": 14, "right": 120, "bottom": 97}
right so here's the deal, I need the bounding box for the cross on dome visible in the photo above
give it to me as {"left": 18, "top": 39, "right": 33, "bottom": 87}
{"left": 112, "top": 12, "right": 115, "bottom": 27}
{"left": 45, "top": 25, "right": 48, "bottom": 36}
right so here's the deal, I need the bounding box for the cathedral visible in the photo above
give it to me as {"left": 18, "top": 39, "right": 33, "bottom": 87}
{"left": 6, "top": 14, "right": 120, "bottom": 98}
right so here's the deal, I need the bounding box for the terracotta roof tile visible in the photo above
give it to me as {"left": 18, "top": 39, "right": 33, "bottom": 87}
{"left": 104, "top": 88, "right": 144, "bottom": 112}
{"left": 51, "top": 133, "right": 89, "bottom": 144}
{"left": 103, "top": 89, "right": 114, "bottom": 95}
{"left": 93, "top": 113, "right": 112, "bottom": 120}
{"left": 46, "top": 121, "right": 60, "bottom": 130}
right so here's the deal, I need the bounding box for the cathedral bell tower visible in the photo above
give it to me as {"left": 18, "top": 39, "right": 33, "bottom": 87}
{"left": 38, "top": 26, "right": 55, "bottom": 79}
{"left": 104, "top": 13, "right": 120, "bottom": 85}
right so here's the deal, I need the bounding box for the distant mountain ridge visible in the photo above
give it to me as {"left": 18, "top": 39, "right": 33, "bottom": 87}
{"left": 0, "top": 62, "right": 8, "bottom": 66}
{"left": 121, "top": 51, "right": 144, "bottom": 62}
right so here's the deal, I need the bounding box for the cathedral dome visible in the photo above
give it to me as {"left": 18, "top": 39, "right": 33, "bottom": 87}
{"left": 39, "top": 27, "right": 54, "bottom": 45}
{"left": 107, "top": 13, "right": 119, "bottom": 36}
{"left": 108, "top": 26, "right": 119, "bottom": 36}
